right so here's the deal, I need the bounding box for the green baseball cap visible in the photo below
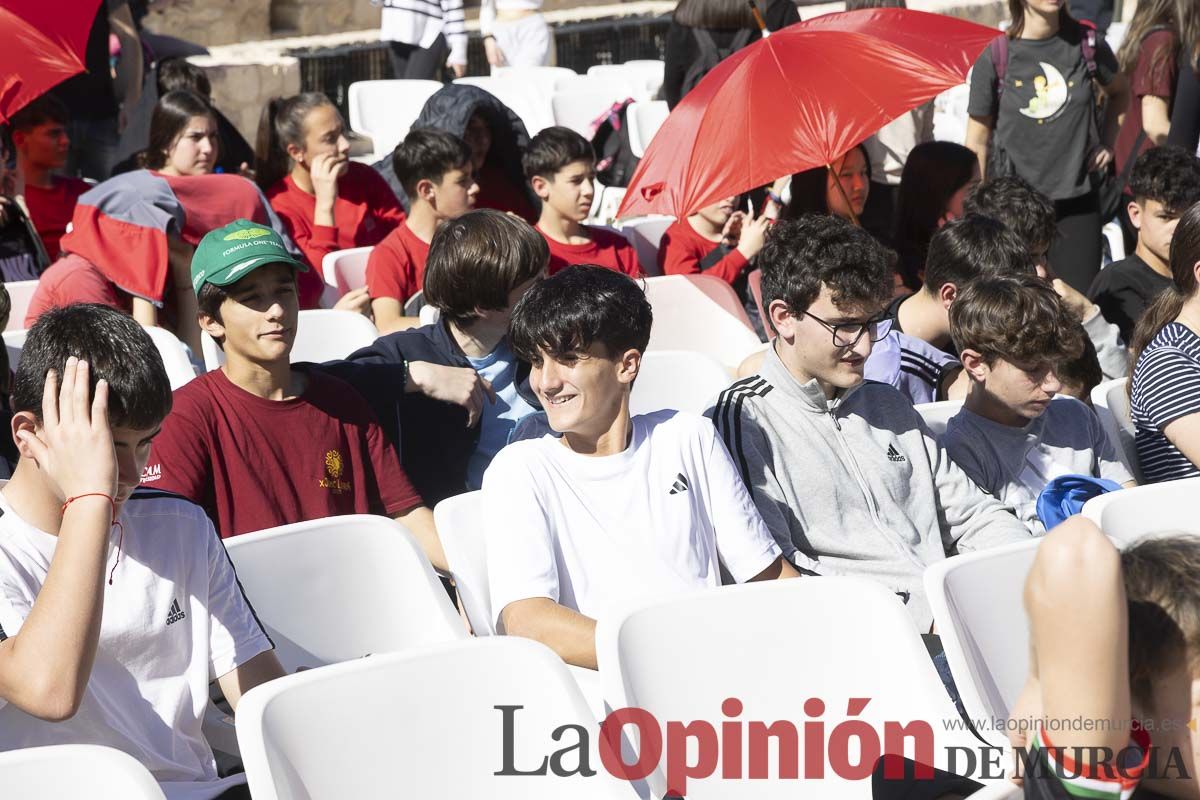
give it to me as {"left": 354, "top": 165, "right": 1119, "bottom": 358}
{"left": 190, "top": 219, "right": 308, "bottom": 295}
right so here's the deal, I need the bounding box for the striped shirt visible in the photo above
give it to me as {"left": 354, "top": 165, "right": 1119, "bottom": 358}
{"left": 1131, "top": 322, "right": 1200, "bottom": 483}
{"left": 380, "top": 0, "right": 468, "bottom": 65}
{"left": 1022, "top": 726, "right": 1150, "bottom": 800}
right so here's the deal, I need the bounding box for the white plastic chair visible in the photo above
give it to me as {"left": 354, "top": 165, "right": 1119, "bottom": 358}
{"left": 454, "top": 76, "right": 553, "bottom": 135}
{"left": 321, "top": 245, "right": 374, "bottom": 297}
{"left": 290, "top": 309, "right": 378, "bottom": 363}
{"left": 223, "top": 514, "right": 467, "bottom": 673}
{"left": 1081, "top": 477, "right": 1200, "bottom": 544}
{"left": 597, "top": 578, "right": 992, "bottom": 799}
{"left": 432, "top": 491, "right": 492, "bottom": 636}
{"left": 1102, "top": 220, "right": 1126, "bottom": 264}
{"left": 141, "top": 326, "right": 198, "bottom": 390}
{"left": 551, "top": 87, "right": 623, "bottom": 138}
{"left": 631, "top": 350, "right": 731, "bottom": 416}
{"left": 1090, "top": 377, "right": 1139, "bottom": 480}
{"left": 914, "top": 399, "right": 964, "bottom": 438}
{"left": 5, "top": 279, "right": 38, "bottom": 332}
{"left": 626, "top": 100, "right": 669, "bottom": 158}
{"left": 236, "top": 638, "right": 636, "bottom": 800}
{"left": 618, "top": 215, "right": 674, "bottom": 276}
{"left": 643, "top": 274, "right": 760, "bottom": 373}
{"left": 4, "top": 328, "right": 27, "bottom": 372}
{"left": 589, "top": 185, "right": 627, "bottom": 226}
{"left": 347, "top": 80, "right": 443, "bottom": 159}
{"left": 585, "top": 62, "right": 663, "bottom": 101}
{"left": 924, "top": 539, "right": 1041, "bottom": 746}
{"left": 0, "top": 744, "right": 166, "bottom": 799}
{"left": 492, "top": 65, "right": 577, "bottom": 105}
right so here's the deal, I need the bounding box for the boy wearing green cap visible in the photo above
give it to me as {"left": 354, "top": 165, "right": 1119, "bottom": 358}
{"left": 142, "top": 220, "right": 445, "bottom": 569}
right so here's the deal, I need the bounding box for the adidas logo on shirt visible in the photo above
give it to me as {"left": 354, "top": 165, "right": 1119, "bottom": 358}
{"left": 886, "top": 444, "right": 906, "bottom": 463}
{"left": 166, "top": 598, "right": 186, "bottom": 626}
{"left": 669, "top": 473, "right": 690, "bottom": 495}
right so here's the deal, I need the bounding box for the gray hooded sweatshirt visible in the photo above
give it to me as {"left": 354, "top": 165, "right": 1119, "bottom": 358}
{"left": 709, "top": 345, "right": 1032, "bottom": 630}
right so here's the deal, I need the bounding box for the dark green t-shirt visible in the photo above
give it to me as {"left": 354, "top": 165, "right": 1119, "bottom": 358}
{"left": 968, "top": 26, "right": 1118, "bottom": 201}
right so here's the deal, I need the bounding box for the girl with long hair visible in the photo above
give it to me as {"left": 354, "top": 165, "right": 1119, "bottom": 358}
{"left": 139, "top": 90, "right": 219, "bottom": 177}
{"left": 892, "top": 141, "right": 980, "bottom": 290}
{"left": 781, "top": 144, "right": 870, "bottom": 223}
{"left": 256, "top": 92, "right": 405, "bottom": 307}
{"left": 1129, "top": 201, "right": 1200, "bottom": 483}
{"left": 964, "top": 0, "right": 1129, "bottom": 294}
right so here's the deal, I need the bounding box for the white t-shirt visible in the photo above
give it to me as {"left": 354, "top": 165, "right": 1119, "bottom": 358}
{"left": 484, "top": 410, "right": 783, "bottom": 627}
{"left": 0, "top": 488, "right": 273, "bottom": 800}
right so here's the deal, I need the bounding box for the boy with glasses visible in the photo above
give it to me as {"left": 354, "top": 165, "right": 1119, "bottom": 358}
{"left": 712, "top": 215, "right": 1030, "bottom": 631}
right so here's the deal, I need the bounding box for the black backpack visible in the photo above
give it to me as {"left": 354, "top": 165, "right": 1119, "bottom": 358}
{"left": 592, "top": 99, "right": 640, "bottom": 188}
{"left": 680, "top": 28, "right": 754, "bottom": 100}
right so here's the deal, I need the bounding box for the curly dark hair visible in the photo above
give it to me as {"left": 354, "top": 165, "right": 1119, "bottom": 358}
{"left": 509, "top": 264, "right": 651, "bottom": 362}
{"left": 964, "top": 176, "right": 1057, "bottom": 255}
{"left": 1128, "top": 145, "right": 1200, "bottom": 214}
{"left": 758, "top": 214, "right": 893, "bottom": 333}
{"left": 949, "top": 274, "right": 1085, "bottom": 367}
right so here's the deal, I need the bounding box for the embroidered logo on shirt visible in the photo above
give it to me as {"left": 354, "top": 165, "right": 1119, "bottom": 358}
{"left": 141, "top": 463, "right": 161, "bottom": 484}
{"left": 318, "top": 449, "right": 352, "bottom": 495}
{"left": 166, "top": 598, "right": 186, "bottom": 625}
{"left": 886, "top": 444, "right": 907, "bottom": 463}
{"left": 669, "top": 473, "right": 690, "bottom": 495}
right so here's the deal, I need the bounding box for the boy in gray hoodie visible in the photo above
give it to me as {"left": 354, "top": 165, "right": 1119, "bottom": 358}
{"left": 711, "top": 215, "right": 1031, "bottom": 631}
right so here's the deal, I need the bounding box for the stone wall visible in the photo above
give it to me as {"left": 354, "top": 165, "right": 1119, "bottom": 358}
{"left": 141, "top": 0, "right": 381, "bottom": 47}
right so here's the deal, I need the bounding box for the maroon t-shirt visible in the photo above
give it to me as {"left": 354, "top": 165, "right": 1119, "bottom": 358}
{"left": 142, "top": 367, "right": 422, "bottom": 538}
{"left": 1115, "top": 29, "right": 1178, "bottom": 183}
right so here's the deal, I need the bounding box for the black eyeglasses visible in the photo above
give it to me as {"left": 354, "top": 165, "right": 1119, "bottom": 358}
{"left": 803, "top": 311, "right": 892, "bottom": 348}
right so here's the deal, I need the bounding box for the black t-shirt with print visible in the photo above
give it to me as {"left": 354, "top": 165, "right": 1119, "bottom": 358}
{"left": 1088, "top": 253, "right": 1173, "bottom": 343}
{"left": 968, "top": 25, "right": 1118, "bottom": 201}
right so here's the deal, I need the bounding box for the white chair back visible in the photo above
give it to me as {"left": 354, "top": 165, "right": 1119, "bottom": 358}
{"left": 643, "top": 274, "right": 760, "bottom": 373}
{"left": 492, "top": 65, "right": 578, "bottom": 105}
{"left": 1090, "top": 377, "right": 1139, "bottom": 481}
{"left": 1081, "top": 477, "right": 1200, "bottom": 544}
{"left": 236, "top": 639, "right": 635, "bottom": 800}
{"left": 626, "top": 100, "right": 669, "bottom": 158}
{"left": 0, "top": 744, "right": 166, "bottom": 799}
{"left": 347, "top": 80, "right": 443, "bottom": 159}
{"left": 631, "top": 350, "right": 731, "bottom": 416}
{"left": 585, "top": 62, "right": 663, "bottom": 101}
{"left": 321, "top": 246, "right": 374, "bottom": 297}
{"left": 290, "top": 309, "right": 378, "bottom": 363}
{"left": 619, "top": 215, "right": 674, "bottom": 276}
{"left": 923, "top": 539, "right": 1041, "bottom": 744}
{"left": 914, "top": 399, "right": 964, "bottom": 438}
{"left": 551, "top": 87, "right": 622, "bottom": 138}
{"left": 141, "top": 325, "right": 198, "bottom": 390}
{"left": 588, "top": 184, "right": 627, "bottom": 226}
{"left": 5, "top": 280, "right": 39, "bottom": 332}
{"left": 4, "top": 328, "right": 27, "bottom": 372}
{"left": 597, "top": 578, "right": 990, "bottom": 799}
{"left": 223, "top": 515, "right": 466, "bottom": 673}
{"left": 432, "top": 491, "right": 492, "bottom": 635}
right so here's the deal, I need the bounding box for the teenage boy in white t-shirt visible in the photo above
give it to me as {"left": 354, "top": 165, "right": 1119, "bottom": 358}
{"left": 483, "top": 265, "right": 804, "bottom": 670}
{"left": 0, "top": 304, "right": 284, "bottom": 800}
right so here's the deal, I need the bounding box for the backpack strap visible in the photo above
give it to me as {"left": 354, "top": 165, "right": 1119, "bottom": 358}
{"left": 1078, "top": 18, "right": 1099, "bottom": 82}
{"left": 692, "top": 28, "right": 721, "bottom": 63}
{"left": 988, "top": 33, "right": 1009, "bottom": 112}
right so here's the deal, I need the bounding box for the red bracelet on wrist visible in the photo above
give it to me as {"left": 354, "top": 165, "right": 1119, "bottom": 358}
{"left": 61, "top": 492, "right": 124, "bottom": 585}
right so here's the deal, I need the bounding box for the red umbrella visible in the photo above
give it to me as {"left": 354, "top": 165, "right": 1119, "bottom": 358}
{"left": 618, "top": 8, "right": 997, "bottom": 220}
{"left": 0, "top": 0, "right": 103, "bottom": 123}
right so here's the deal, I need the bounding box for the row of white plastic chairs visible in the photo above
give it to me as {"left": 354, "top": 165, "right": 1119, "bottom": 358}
{"left": 18, "top": 463, "right": 1195, "bottom": 799}
{"left": 348, "top": 62, "right": 669, "bottom": 161}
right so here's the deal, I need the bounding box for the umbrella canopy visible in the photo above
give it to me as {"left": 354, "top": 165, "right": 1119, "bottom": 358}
{"left": 0, "top": 0, "right": 103, "bottom": 123}
{"left": 618, "top": 8, "right": 997, "bottom": 220}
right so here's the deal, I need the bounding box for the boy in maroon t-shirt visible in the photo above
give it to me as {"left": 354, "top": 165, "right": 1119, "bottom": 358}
{"left": 366, "top": 129, "right": 478, "bottom": 334}
{"left": 142, "top": 219, "right": 446, "bottom": 570}
{"left": 10, "top": 95, "right": 90, "bottom": 260}
{"left": 524, "top": 126, "right": 641, "bottom": 278}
